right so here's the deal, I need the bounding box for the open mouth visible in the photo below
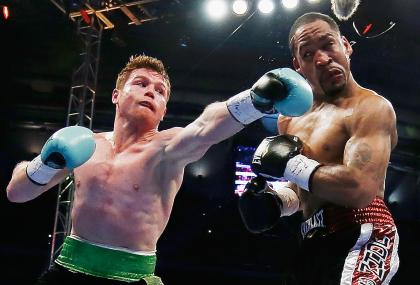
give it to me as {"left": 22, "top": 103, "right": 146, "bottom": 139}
{"left": 327, "top": 68, "right": 343, "bottom": 78}
{"left": 322, "top": 68, "right": 343, "bottom": 82}
{"left": 138, "top": 101, "right": 155, "bottom": 112}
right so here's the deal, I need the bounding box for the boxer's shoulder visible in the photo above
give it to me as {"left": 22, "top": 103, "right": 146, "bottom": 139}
{"left": 155, "top": 127, "right": 183, "bottom": 143}
{"left": 94, "top": 131, "right": 110, "bottom": 141}
{"left": 354, "top": 88, "right": 394, "bottom": 111}
{"left": 351, "top": 92, "right": 396, "bottom": 127}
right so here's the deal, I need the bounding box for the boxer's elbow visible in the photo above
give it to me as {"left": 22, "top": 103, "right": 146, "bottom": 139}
{"left": 349, "top": 179, "right": 377, "bottom": 208}
{"left": 351, "top": 190, "right": 376, "bottom": 208}
{"left": 6, "top": 188, "right": 25, "bottom": 203}
{"left": 338, "top": 170, "right": 376, "bottom": 208}
{"left": 6, "top": 184, "right": 32, "bottom": 203}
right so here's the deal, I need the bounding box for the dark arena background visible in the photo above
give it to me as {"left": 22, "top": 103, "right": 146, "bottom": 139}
{"left": 1, "top": 1, "right": 419, "bottom": 284}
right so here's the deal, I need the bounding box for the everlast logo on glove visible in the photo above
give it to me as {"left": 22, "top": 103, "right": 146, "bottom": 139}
{"left": 252, "top": 138, "right": 272, "bottom": 166}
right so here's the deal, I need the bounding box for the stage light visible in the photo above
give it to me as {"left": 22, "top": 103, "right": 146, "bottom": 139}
{"left": 362, "top": 23, "right": 373, "bottom": 35}
{"left": 232, "top": 0, "right": 248, "bottom": 15}
{"left": 206, "top": 0, "right": 228, "bottom": 20}
{"left": 2, "top": 6, "right": 9, "bottom": 20}
{"left": 100, "top": 0, "right": 119, "bottom": 9}
{"left": 189, "top": 162, "right": 209, "bottom": 178}
{"left": 258, "top": 0, "right": 275, "bottom": 14}
{"left": 307, "top": 0, "right": 320, "bottom": 3}
{"left": 282, "top": 0, "right": 299, "bottom": 9}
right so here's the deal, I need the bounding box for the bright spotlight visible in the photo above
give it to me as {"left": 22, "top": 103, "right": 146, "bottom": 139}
{"left": 206, "top": 0, "right": 228, "bottom": 20}
{"left": 232, "top": 0, "right": 248, "bottom": 15}
{"left": 282, "top": 0, "right": 299, "bottom": 9}
{"left": 258, "top": 0, "right": 275, "bottom": 14}
{"left": 2, "top": 6, "right": 9, "bottom": 20}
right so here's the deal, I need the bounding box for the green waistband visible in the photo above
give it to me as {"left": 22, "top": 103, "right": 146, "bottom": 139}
{"left": 56, "top": 236, "right": 156, "bottom": 282}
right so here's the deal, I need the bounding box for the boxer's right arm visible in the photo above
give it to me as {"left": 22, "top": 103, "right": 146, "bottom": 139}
{"left": 6, "top": 162, "right": 70, "bottom": 203}
{"left": 252, "top": 96, "right": 397, "bottom": 208}
{"left": 6, "top": 126, "right": 96, "bottom": 203}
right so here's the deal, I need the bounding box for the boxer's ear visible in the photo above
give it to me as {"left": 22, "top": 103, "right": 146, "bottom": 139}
{"left": 342, "top": 36, "right": 353, "bottom": 59}
{"left": 161, "top": 107, "right": 167, "bottom": 121}
{"left": 293, "top": 57, "right": 301, "bottom": 74}
{"left": 112, "top": 89, "right": 120, "bottom": 104}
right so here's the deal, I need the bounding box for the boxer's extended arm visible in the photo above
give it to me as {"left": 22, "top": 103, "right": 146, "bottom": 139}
{"left": 165, "top": 101, "right": 244, "bottom": 165}
{"left": 165, "top": 68, "right": 313, "bottom": 166}
{"left": 311, "top": 96, "right": 397, "bottom": 208}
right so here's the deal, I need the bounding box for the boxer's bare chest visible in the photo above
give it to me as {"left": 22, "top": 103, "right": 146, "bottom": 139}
{"left": 279, "top": 103, "right": 355, "bottom": 216}
{"left": 71, "top": 136, "right": 181, "bottom": 248}
{"left": 281, "top": 104, "right": 353, "bottom": 164}
{"left": 74, "top": 139, "right": 166, "bottom": 197}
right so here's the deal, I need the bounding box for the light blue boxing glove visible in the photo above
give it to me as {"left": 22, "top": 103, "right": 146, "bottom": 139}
{"left": 227, "top": 68, "right": 313, "bottom": 124}
{"left": 270, "top": 68, "right": 313, "bottom": 116}
{"left": 26, "top": 126, "right": 96, "bottom": 185}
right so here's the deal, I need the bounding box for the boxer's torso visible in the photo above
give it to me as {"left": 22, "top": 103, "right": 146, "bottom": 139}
{"left": 279, "top": 88, "right": 392, "bottom": 218}
{"left": 72, "top": 128, "right": 184, "bottom": 252}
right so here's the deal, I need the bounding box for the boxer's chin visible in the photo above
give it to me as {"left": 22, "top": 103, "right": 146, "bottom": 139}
{"left": 323, "top": 82, "right": 346, "bottom": 98}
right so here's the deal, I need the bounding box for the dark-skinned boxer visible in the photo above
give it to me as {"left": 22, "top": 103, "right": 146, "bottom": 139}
{"left": 239, "top": 12, "right": 399, "bottom": 285}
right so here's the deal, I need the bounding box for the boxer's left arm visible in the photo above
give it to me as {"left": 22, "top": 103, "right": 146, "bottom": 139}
{"left": 310, "top": 96, "right": 397, "bottom": 208}
{"left": 165, "top": 101, "right": 244, "bottom": 165}
{"left": 165, "top": 68, "right": 313, "bottom": 166}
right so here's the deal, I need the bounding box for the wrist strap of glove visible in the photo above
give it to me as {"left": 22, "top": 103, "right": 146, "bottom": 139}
{"left": 26, "top": 155, "right": 61, "bottom": 186}
{"left": 284, "top": 154, "right": 321, "bottom": 192}
{"left": 227, "top": 90, "right": 265, "bottom": 125}
{"left": 270, "top": 185, "right": 300, "bottom": 216}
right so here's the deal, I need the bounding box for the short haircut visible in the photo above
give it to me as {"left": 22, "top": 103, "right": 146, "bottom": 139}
{"left": 115, "top": 55, "right": 171, "bottom": 97}
{"left": 288, "top": 12, "right": 340, "bottom": 56}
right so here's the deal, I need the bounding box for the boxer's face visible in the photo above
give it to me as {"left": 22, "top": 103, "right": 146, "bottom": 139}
{"left": 292, "top": 20, "right": 353, "bottom": 98}
{"left": 112, "top": 68, "right": 168, "bottom": 126}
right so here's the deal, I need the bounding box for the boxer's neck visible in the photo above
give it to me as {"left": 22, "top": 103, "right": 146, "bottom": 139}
{"left": 112, "top": 116, "right": 158, "bottom": 152}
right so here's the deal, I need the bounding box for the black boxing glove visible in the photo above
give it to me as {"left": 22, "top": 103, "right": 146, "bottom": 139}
{"left": 238, "top": 176, "right": 282, "bottom": 234}
{"left": 226, "top": 68, "right": 313, "bottom": 124}
{"left": 238, "top": 176, "right": 301, "bottom": 234}
{"left": 251, "top": 134, "right": 321, "bottom": 192}
{"left": 250, "top": 72, "right": 288, "bottom": 114}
